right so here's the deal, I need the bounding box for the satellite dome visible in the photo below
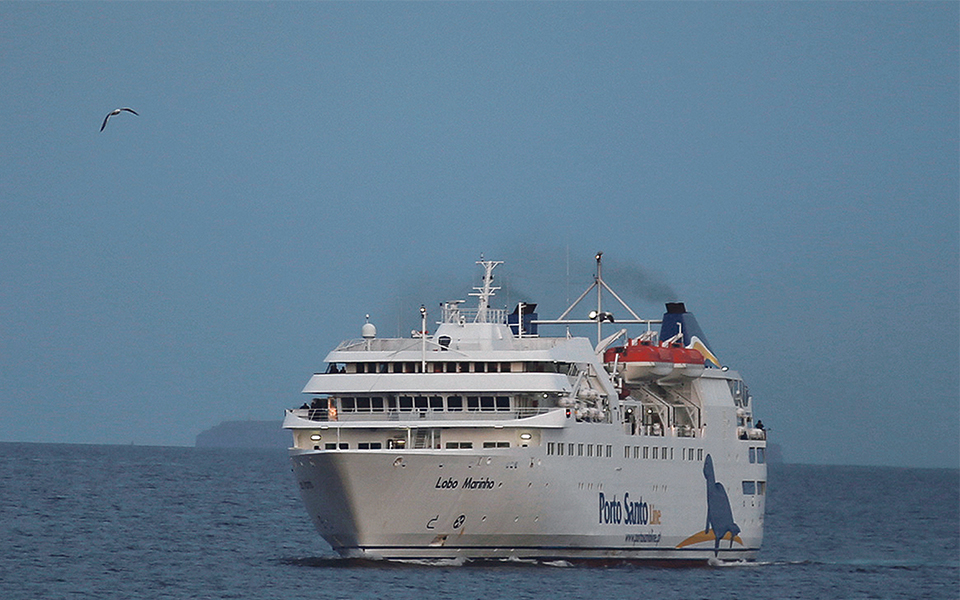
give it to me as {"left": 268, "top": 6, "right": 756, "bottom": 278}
{"left": 361, "top": 315, "right": 376, "bottom": 339}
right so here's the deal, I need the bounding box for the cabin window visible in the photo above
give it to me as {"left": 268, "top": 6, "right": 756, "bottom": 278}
{"left": 652, "top": 447, "right": 658, "bottom": 460}
{"left": 757, "top": 481, "right": 766, "bottom": 495}
{"left": 698, "top": 449, "right": 704, "bottom": 461}
{"left": 474, "top": 362, "right": 486, "bottom": 373}
{"left": 643, "top": 446, "right": 649, "bottom": 459}
{"left": 742, "top": 481, "right": 757, "bottom": 495}
{"left": 483, "top": 441, "right": 510, "bottom": 448}
{"left": 340, "top": 398, "right": 356, "bottom": 412}
{"left": 429, "top": 396, "right": 443, "bottom": 410}
{"left": 662, "top": 447, "right": 667, "bottom": 460}
{"left": 749, "top": 447, "right": 756, "bottom": 463}
{"left": 577, "top": 444, "right": 584, "bottom": 456}
{"left": 467, "top": 396, "right": 481, "bottom": 411}
{"left": 557, "top": 443, "right": 564, "bottom": 456}
{"left": 371, "top": 397, "right": 384, "bottom": 411}
{"left": 547, "top": 442, "right": 555, "bottom": 455}
{"left": 356, "top": 397, "right": 371, "bottom": 412}
{"left": 568, "top": 443, "right": 574, "bottom": 456}
{"left": 325, "top": 443, "right": 337, "bottom": 450}
{"left": 606, "top": 445, "right": 612, "bottom": 458}
{"left": 399, "top": 396, "right": 413, "bottom": 412}
{"left": 445, "top": 441, "right": 473, "bottom": 449}
{"left": 495, "top": 396, "right": 510, "bottom": 411}
{"left": 757, "top": 447, "right": 766, "bottom": 464}
{"left": 447, "top": 396, "right": 463, "bottom": 411}
{"left": 414, "top": 396, "right": 428, "bottom": 410}
{"left": 480, "top": 396, "right": 495, "bottom": 411}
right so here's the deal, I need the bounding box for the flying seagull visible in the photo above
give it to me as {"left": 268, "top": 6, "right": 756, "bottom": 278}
{"left": 100, "top": 107, "right": 138, "bottom": 132}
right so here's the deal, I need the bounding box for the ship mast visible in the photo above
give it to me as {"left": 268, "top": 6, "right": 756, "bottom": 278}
{"left": 469, "top": 257, "right": 502, "bottom": 323}
{"left": 538, "top": 252, "right": 656, "bottom": 345}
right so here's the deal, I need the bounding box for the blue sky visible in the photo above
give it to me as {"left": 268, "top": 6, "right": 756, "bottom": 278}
{"left": 1, "top": 2, "right": 957, "bottom": 468}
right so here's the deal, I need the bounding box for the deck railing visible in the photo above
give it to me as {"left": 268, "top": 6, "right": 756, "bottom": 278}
{"left": 286, "top": 406, "right": 554, "bottom": 423}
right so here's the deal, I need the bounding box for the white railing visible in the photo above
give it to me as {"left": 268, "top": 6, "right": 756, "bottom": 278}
{"left": 287, "top": 406, "right": 552, "bottom": 423}
{"left": 441, "top": 305, "right": 507, "bottom": 325}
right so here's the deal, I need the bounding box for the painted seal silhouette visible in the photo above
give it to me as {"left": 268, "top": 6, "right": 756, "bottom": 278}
{"left": 703, "top": 454, "right": 741, "bottom": 556}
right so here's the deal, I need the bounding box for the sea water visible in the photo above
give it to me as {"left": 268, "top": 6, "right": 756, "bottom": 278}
{"left": 1, "top": 443, "right": 956, "bottom": 600}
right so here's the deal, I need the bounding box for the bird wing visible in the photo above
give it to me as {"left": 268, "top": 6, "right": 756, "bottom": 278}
{"left": 100, "top": 114, "right": 111, "bottom": 132}
{"left": 121, "top": 108, "right": 139, "bottom": 116}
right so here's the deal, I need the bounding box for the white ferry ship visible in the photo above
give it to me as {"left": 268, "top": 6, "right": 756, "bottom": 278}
{"left": 284, "top": 255, "right": 767, "bottom": 563}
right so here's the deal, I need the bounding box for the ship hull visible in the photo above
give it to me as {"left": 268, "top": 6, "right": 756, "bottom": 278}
{"left": 290, "top": 445, "right": 763, "bottom": 563}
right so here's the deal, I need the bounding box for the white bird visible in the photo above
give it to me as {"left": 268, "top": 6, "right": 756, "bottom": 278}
{"left": 100, "top": 107, "right": 138, "bottom": 132}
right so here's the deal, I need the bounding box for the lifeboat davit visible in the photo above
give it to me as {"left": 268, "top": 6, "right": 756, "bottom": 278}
{"left": 604, "top": 338, "right": 705, "bottom": 383}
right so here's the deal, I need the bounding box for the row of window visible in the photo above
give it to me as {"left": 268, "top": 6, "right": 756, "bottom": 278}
{"left": 317, "top": 440, "right": 512, "bottom": 451}
{"left": 335, "top": 395, "right": 513, "bottom": 413}
{"left": 546, "top": 442, "right": 614, "bottom": 458}
{"left": 329, "top": 361, "right": 575, "bottom": 375}
{"left": 742, "top": 480, "right": 767, "bottom": 495}
{"left": 623, "top": 446, "right": 706, "bottom": 461}
{"left": 546, "top": 443, "right": 706, "bottom": 462}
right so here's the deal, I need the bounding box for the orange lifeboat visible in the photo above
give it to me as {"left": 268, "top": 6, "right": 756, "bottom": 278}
{"left": 605, "top": 337, "right": 705, "bottom": 383}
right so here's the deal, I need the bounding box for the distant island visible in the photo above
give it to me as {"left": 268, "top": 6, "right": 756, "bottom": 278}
{"left": 195, "top": 420, "right": 288, "bottom": 449}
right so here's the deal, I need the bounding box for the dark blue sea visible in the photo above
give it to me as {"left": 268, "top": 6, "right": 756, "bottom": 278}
{"left": 1, "top": 443, "right": 957, "bottom": 600}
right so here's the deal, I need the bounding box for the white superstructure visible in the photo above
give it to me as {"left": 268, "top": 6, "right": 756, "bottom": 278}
{"left": 284, "top": 255, "right": 767, "bottom": 563}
